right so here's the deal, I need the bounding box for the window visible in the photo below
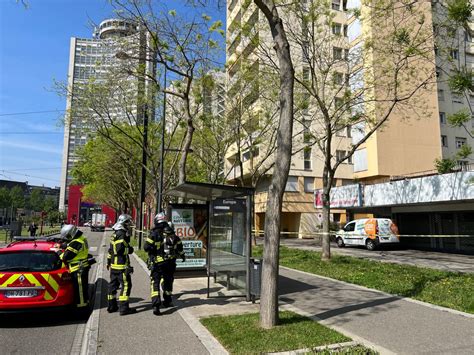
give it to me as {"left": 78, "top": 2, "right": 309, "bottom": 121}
{"left": 332, "top": 23, "right": 342, "bottom": 35}
{"left": 336, "top": 150, "right": 346, "bottom": 162}
{"left": 455, "top": 137, "right": 466, "bottom": 149}
{"left": 303, "top": 119, "right": 311, "bottom": 143}
{"left": 304, "top": 177, "right": 314, "bottom": 193}
{"left": 344, "top": 221, "right": 355, "bottom": 232}
{"left": 450, "top": 49, "right": 459, "bottom": 60}
{"left": 333, "top": 47, "right": 343, "bottom": 60}
{"left": 335, "top": 97, "right": 344, "bottom": 108}
{"left": 441, "top": 135, "right": 448, "bottom": 147}
{"left": 436, "top": 67, "right": 442, "bottom": 78}
{"left": 333, "top": 72, "right": 344, "bottom": 85}
{"left": 331, "top": 0, "right": 340, "bottom": 10}
{"left": 344, "top": 49, "right": 349, "bottom": 60}
{"left": 452, "top": 94, "right": 463, "bottom": 104}
{"left": 304, "top": 148, "right": 312, "bottom": 170}
{"left": 302, "top": 41, "right": 310, "bottom": 62}
{"left": 285, "top": 176, "right": 299, "bottom": 192}
{"left": 0, "top": 252, "right": 61, "bottom": 272}
{"left": 346, "top": 125, "right": 352, "bottom": 138}
{"left": 302, "top": 66, "right": 310, "bottom": 81}
{"left": 439, "top": 112, "right": 446, "bottom": 124}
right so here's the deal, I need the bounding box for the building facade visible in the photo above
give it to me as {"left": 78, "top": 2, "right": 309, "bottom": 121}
{"left": 225, "top": 0, "right": 473, "bottom": 236}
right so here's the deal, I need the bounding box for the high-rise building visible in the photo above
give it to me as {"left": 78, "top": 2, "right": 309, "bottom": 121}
{"left": 225, "top": 1, "right": 354, "bottom": 235}
{"left": 59, "top": 19, "right": 146, "bottom": 212}
{"left": 225, "top": 0, "right": 473, "bottom": 234}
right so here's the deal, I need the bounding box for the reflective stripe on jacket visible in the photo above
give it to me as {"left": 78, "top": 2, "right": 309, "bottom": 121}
{"left": 60, "top": 235, "right": 89, "bottom": 273}
{"left": 107, "top": 230, "right": 133, "bottom": 270}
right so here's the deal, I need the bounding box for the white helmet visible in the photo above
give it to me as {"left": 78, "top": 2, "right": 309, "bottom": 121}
{"left": 113, "top": 214, "right": 133, "bottom": 231}
{"left": 154, "top": 212, "right": 167, "bottom": 225}
{"left": 60, "top": 224, "right": 79, "bottom": 240}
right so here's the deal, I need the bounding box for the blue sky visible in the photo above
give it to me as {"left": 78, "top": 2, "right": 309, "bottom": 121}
{"left": 0, "top": 0, "right": 225, "bottom": 188}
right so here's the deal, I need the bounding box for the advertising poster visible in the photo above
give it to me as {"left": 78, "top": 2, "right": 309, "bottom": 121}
{"left": 171, "top": 207, "right": 207, "bottom": 268}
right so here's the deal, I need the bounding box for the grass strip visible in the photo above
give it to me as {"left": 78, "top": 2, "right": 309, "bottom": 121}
{"left": 201, "top": 311, "right": 350, "bottom": 354}
{"left": 253, "top": 246, "right": 474, "bottom": 314}
{"left": 313, "top": 345, "right": 378, "bottom": 354}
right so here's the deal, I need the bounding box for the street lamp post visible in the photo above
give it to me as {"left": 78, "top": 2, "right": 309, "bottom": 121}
{"left": 157, "top": 67, "right": 167, "bottom": 214}
{"left": 138, "top": 105, "right": 148, "bottom": 250}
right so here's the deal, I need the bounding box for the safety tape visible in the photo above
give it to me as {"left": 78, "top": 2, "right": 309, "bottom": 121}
{"left": 252, "top": 230, "right": 474, "bottom": 238}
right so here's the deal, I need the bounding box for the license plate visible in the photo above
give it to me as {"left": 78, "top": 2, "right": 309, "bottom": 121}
{"left": 4, "top": 289, "right": 38, "bottom": 298}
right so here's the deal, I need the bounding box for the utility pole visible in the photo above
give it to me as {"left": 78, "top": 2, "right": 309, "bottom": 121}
{"left": 138, "top": 105, "right": 148, "bottom": 249}
{"left": 157, "top": 68, "right": 167, "bottom": 214}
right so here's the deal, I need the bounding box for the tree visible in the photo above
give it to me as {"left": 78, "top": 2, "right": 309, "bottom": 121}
{"left": 10, "top": 186, "right": 25, "bottom": 210}
{"left": 252, "top": 0, "right": 295, "bottom": 329}
{"left": 72, "top": 125, "right": 145, "bottom": 212}
{"left": 0, "top": 187, "right": 11, "bottom": 209}
{"left": 28, "top": 188, "right": 44, "bottom": 212}
{"left": 43, "top": 196, "right": 57, "bottom": 213}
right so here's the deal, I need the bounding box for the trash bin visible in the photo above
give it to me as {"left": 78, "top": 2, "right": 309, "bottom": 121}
{"left": 249, "top": 258, "right": 262, "bottom": 303}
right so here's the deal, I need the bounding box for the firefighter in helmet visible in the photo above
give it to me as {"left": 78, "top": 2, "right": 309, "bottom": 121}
{"left": 161, "top": 222, "right": 185, "bottom": 307}
{"left": 58, "top": 224, "right": 91, "bottom": 310}
{"left": 144, "top": 212, "right": 169, "bottom": 315}
{"left": 107, "top": 214, "right": 136, "bottom": 315}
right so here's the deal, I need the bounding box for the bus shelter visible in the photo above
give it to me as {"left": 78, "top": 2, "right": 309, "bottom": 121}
{"left": 167, "top": 182, "right": 254, "bottom": 300}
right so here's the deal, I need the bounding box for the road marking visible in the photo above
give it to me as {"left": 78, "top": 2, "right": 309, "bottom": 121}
{"left": 70, "top": 230, "right": 107, "bottom": 355}
{"left": 89, "top": 247, "right": 97, "bottom": 252}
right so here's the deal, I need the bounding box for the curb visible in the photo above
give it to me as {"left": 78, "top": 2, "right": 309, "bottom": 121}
{"left": 280, "top": 303, "right": 395, "bottom": 355}
{"left": 280, "top": 266, "right": 474, "bottom": 319}
{"left": 71, "top": 231, "right": 108, "bottom": 355}
{"left": 267, "top": 341, "right": 358, "bottom": 355}
{"left": 131, "top": 253, "right": 229, "bottom": 355}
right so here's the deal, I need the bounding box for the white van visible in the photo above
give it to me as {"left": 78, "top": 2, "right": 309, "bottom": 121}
{"left": 335, "top": 218, "right": 399, "bottom": 251}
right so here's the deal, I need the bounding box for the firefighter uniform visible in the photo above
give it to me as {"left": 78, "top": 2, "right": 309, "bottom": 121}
{"left": 144, "top": 221, "right": 168, "bottom": 315}
{"left": 107, "top": 228, "right": 136, "bottom": 315}
{"left": 162, "top": 227, "right": 185, "bottom": 307}
{"left": 59, "top": 231, "right": 90, "bottom": 309}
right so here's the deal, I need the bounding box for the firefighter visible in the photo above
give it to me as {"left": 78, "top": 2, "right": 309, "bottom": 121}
{"left": 107, "top": 214, "right": 136, "bottom": 316}
{"left": 144, "top": 212, "right": 169, "bottom": 316}
{"left": 58, "top": 224, "right": 91, "bottom": 311}
{"left": 161, "top": 224, "right": 186, "bottom": 308}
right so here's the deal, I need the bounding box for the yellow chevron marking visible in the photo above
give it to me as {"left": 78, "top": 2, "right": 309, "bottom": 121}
{"left": 44, "top": 291, "right": 53, "bottom": 300}
{"left": 25, "top": 274, "right": 41, "bottom": 287}
{"left": 1, "top": 274, "right": 20, "bottom": 287}
{"left": 44, "top": 274, "right": 59, "bottom": 292}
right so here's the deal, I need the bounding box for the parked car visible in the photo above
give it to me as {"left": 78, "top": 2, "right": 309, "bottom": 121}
{"left": 335, "top": 218, "right": 399, "bottom": 251}
{"left": 0, "top": 238, "right": 74, "bottom": 312}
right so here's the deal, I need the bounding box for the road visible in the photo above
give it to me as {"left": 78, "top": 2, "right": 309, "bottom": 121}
{"left": 0, "top": 228, "right": 105, "bottom": 354}
{"left": 279, "top": 238, "right": 474, "bottom": 273}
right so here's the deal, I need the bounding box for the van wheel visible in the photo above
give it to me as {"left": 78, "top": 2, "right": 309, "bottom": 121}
{"left": 366, "top": 238, "right": 377, "bottom": 251}
{"left": 336, "top": 237, "right": 345, "bottom": 248}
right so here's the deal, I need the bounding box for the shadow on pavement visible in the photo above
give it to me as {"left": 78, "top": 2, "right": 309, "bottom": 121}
{"left": 314, "top": 296, "right": 399, "bottom": 320}
{"left": 278, "top": 275, "right": 318, "bottom": 295}
{"left": 0, "top": 309, "right": 87, "bottom": 328}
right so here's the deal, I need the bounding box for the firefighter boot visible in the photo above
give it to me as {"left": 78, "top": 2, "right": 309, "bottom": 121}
{"left": 119, "top": 302, "right": 137, "bottom": 316}
{"left": 153, "top": 306, "right": 161, "bottom": 316}
{"left": 107, "top": 298, "right": 118, "bottom": 313}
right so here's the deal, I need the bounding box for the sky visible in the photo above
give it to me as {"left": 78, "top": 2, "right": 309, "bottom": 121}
{"left": 0, "top": 0, "right": 225, "bottom": 188}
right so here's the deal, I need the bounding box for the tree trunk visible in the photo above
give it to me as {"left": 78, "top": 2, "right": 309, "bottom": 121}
{"left": 254, "top": 0, "right": 294, "bottom": 329}
{"left": 179, "top": 96, "right": 195, "bottom": 184}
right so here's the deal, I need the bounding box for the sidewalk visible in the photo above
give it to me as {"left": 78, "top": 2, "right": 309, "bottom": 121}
{"left": 278, "top": 266, "right": 474, "bottom": 355}
{"left": 88, "top": 237, "right": 474, "bottom": 355}
{"left": 279, "top": 238, "right": 474, "bottom": 274}
{"left": 95, "top": 252, "right": 210, "bottom": 354}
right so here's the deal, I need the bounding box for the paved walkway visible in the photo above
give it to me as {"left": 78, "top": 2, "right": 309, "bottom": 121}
{"left": 96, "top": 248, "right": 209, "bottom": 354}
{"left": 80, "top": 234, "right": 474, "bottom": 354}
{"left": 279, "top": 238, "right": 474, "bottom": 273}
{"left": 278, "top": 267, "right": 474, "bottom": 355}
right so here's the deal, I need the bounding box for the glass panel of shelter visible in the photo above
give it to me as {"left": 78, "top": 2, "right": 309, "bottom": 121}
{"left": 208, "top": 197, "right": 248, "bottom": 297}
